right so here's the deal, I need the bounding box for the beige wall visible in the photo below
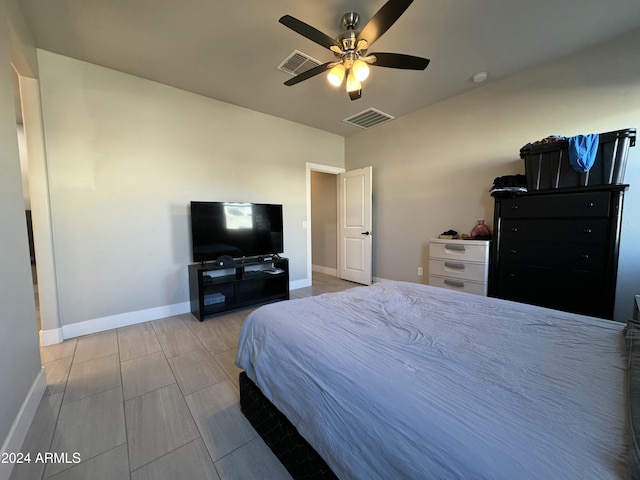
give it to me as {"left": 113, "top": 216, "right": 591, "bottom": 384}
{"left": 311, "top": 171, "right": 337, "bottom": 271}
{"left": 36, "top": 50, "right": 345, "bottom": 328}
{"left": 346, "top": 27, "right": 640, "bottom": 321}
{"left": 0, "top": 0, "right": 42, "bottom": 465}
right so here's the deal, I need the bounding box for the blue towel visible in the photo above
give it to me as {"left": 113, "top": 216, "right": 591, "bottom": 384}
{"left": 568, "top": 134, "right": 599, "bottom": 173}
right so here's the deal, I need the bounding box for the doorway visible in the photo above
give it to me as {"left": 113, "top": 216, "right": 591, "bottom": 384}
{"left": 306, "top": 163, "right": 343, "bottom": 287}
{"left": 310, "top": 170, "right": 339, "bottom": 278}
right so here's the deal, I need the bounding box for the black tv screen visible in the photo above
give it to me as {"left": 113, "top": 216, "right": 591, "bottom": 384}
{"left": 190, "top": 201, "right": 284, "bottom": 262}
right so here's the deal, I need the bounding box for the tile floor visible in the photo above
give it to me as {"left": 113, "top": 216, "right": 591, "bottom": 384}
{"left": 10, "top": 273, "right": 356, "bottom": 480}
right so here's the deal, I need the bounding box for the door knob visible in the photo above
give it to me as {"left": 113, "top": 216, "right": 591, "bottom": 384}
{"left": 361, "top": 231, "right": 370, "bottom": 235}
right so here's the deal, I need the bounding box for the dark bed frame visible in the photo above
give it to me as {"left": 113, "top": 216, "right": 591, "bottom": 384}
{"left": 239, "top": 371, "right": 338, "bottom": 480}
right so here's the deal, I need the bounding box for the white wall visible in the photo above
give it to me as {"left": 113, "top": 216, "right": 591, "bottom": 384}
{"left": 36, "top": 50, "right": 345, "bottom": 329}
{"left": 346, "top": 26, "right": 640, "bottom": 321}
{"left": 0, "top": 0, "right": 43, "bottom": 471}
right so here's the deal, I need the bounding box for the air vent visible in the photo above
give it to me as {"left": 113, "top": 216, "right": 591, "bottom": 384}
{"left": 343, "top": 108, "right": 395, "bottom": 129}
{"left": 277, "top": 50, "right": 322, "bottom": 76}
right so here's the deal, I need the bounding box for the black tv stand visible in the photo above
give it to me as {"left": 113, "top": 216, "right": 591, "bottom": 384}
{"left": 188, "top": 257, "right": 289, "bottom": 321}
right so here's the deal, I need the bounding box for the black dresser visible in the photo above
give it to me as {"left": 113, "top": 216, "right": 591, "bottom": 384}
{"left": 488, "top": 185, "right": 627, "bottom": 319}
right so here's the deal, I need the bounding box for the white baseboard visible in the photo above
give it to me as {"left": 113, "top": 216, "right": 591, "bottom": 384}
{"left": 312, "top": 264, "right": 337, "bottom": 276}
{"left": 0, "top": 368, "right": 46, "bottom": 480}
{"left": 62, "top": 301, "right": 191, "bottom": 340}
{"left": 290, "top": 278, "right": 311, "bottom": 290}
{"left": 39, "top": 327, "right": 64, "bottom": 346}
{"left": 39, "top": 302, "right": 191, "bottom": 344}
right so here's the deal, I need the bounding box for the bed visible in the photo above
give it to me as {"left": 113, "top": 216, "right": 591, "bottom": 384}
{"left": 235, "top": 280, "right": 639, "bottom": 480}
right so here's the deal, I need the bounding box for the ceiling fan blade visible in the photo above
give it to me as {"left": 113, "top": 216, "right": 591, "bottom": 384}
{"left": 348, "top": 89, "right": 362, "bottom": 101}
{"left": 369, "top": 52, "right": 430, "bottom": 70}
{"left": 284, "top": 62, "right": 334, "bottom": 86}
{"left": 356, "top": 0, "right": 413, "bottom": 48}
{"left": 279, "top": 15, "right": 341, "bottom": 50}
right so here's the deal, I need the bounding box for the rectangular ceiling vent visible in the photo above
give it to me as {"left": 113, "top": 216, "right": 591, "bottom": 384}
{"left": 277, "top": 50, "right": 322, "bottom": 76}
{"left": 343, "top": 108, "right": 396, "bottom": 129}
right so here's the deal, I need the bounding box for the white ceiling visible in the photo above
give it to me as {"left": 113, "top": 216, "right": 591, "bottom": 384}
{"left": 16, "top": 0, "right": 640, "bottom": 136}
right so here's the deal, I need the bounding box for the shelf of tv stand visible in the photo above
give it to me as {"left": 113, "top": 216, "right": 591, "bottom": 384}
{"left": 188, "top": 257, "right": 289, "bottom": 321}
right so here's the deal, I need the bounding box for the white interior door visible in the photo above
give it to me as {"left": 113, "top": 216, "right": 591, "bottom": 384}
{"left": 338, "top": 167, "right": 372, "bottom": 285}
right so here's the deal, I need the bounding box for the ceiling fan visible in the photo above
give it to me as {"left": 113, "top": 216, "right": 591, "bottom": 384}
{"left": 279, "top": 0, "right": 430, "bottom": 100}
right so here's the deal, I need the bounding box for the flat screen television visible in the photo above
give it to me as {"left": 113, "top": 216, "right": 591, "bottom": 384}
{"left": 190, "top": 201, "right": 284, "bottom": 262}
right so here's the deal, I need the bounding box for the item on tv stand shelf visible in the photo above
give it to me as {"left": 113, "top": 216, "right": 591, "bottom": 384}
{"left": 263, "top": 267, "right": 284, "bottom": 275}
{"left": 216, "top": 255, "right": 235, "bottom": 267}
{"left": 204, "top": 293, "right": 225, "bottom": 305}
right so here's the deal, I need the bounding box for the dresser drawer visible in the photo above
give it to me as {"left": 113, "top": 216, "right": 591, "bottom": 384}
{"left": 429, "top": 259, "right": 488, "bottom": 282}
{"left": 500, "top": 218, "right": 609, "bottom": 243}
{"left": 429, "top": 240, "right": 489, "bottom": 263}
{"left": 500, "top": 191, "right": 610, "bottom": 218}
{"left": 494, "top": 265, "right": 606, "bottom": 317}
{"left": 499, "top": 240, "right": 606, "bottom": 270}
{"left": 429, "top": 275, "right": 487, "bottom": 296}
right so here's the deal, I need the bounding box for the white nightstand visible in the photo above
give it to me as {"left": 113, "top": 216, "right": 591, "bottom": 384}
{"left": 428, "top": 238, "right": 490, "bottom": 296}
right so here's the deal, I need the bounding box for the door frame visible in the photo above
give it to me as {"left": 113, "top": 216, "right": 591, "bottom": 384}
{"left": 305, "top": 162, "right": 345, "bottom": 287}
{"left": 16, "top": 72, "right": 63, "bottom": 345}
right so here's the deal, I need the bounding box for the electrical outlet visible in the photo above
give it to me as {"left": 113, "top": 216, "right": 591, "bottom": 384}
{"left": 417, "top": 267, "right": 423, "bottom": 276}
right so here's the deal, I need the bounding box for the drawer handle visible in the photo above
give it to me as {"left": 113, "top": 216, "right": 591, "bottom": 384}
{"left": 511, "top": 205, "right": 519, "bottom": 210}
{"left": 583, "top": 228, "right": 592, "bottom": 234}
{"left": 585, "top": 202, "right": 595, "bottom": 208}
{"left": 508, "top": 273, "right": 516, "bottom": 278}
{"left": 444, "top": 262, "right": 465, "bottom": 270}
{"left": 511, "top": 227, "right": 519, "bottom": 233}
{"left": 444, "top": 279, "right": 465, "bottom": 288}
{"left": 444, "top": 245, "right": 465, "bottom": 252}
{"left": 580, "top": 254, "right": 590, "bottom": 260}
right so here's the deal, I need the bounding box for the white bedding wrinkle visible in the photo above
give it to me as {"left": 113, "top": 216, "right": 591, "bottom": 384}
{"left": 236, "top": 280, "right": 630, "bottom": 480}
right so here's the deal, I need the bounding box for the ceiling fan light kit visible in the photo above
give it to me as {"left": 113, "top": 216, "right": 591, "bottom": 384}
{"left": 352, "top": 60, "right": 370, "bottom": 82}
{"left": 346, "top": 70, "right": 362, "bottom": 93}
{"left": 327, "top": 63, "right": 346, "bottom": 86}
{"left": 279, "top": 0, "right": 430, "bottom": 101}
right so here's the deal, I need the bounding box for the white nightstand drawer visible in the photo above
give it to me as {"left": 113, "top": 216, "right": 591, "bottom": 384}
{"left": 428, "top": 275, "right": 488, "bottom": 296}
{"left": 429, "top": 239, "right": 489, "bottom": 263}
{"left": 429, "top": 259, "right": 488, "bottom": 282}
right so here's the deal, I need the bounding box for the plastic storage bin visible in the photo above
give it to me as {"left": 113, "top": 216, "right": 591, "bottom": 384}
{"left": 520, "top": 128, "right": 635, "bottom": 191}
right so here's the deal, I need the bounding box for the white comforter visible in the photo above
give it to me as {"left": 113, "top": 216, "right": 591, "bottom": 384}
{"left": 236, "top": 280, "right": 630, "bottom": 480}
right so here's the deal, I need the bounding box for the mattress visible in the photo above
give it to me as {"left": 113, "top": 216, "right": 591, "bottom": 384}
{"left": 236, "top": 280, "right": 631, "bottom": 480}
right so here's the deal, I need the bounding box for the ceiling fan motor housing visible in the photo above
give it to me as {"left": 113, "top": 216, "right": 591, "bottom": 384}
{"left": 341, "top": 12, "right": 360, "bottom": 30}
{"left": 339, "top": 12, "right": 361, "bottom": 52}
